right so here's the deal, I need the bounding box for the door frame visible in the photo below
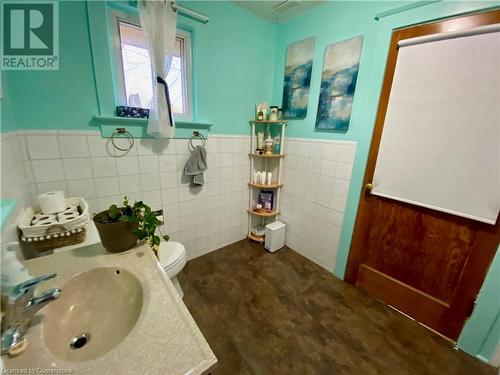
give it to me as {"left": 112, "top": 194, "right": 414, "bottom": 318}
{"left": 345, "top": 9, "right": 500, "bottom": 341}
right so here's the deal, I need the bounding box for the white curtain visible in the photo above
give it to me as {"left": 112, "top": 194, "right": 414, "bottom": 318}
{"left": 138, "top": 0, "right": 177, "bottom": 138}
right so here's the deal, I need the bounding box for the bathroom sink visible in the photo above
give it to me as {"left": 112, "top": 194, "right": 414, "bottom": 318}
{"left": 42, "top": 267, "right": 143, "bottom": 362}
{"left": 3, "top": 243, "right": 217, "bottom": 374}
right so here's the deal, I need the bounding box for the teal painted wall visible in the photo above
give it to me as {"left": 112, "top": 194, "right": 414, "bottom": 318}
{"left": 270, "top": 0, "right": 499, "bottom": 361}
{"left": 271, "top": 0, "right": 399, "bottom": 282}
{"left": 4, "top": 1, "right": 97, "bottom": 131}
{"left": 459, "top": 245, "right": 500, "bottom": 362}
{"left": 5, "top": 0, "right": 276, "bottom": 134}
{"left": 1, "top": 71, "right": 18, "bottom": 132}
{"left": 179, "top": 1, "right": 276, "bottom": 133}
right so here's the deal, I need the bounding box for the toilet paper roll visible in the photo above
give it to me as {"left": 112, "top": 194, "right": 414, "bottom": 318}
{"left": 31, "top": 218, "right": 58, "bottom": 227}
{"left": 57, "top": 212, "right": 79, "bottom": 222}
{"left": 37, "top": 191, "right": 66, "bottom": 214}
{"left": 31, "top": 213, "right": 57, "bottom": 222}
{"left": 62, "top": 206, "right": 78, "bottom": 213}
{"left": 31, "top": 214, "right": 57, "bottom": 225}
{"left": 58, "top": 208, "right": 79, "bottom": 217}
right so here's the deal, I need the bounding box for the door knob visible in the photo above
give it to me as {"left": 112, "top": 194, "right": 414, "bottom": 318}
{"left": 364, "top": 183, "right": 373, "bottom": 192}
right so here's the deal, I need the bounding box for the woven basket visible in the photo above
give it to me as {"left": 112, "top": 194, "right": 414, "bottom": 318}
{"left": 17, "top": 197, "right": 89, "bottom": 253}
{"left": 18, "top": 226, "right": 87, "bottom": 253}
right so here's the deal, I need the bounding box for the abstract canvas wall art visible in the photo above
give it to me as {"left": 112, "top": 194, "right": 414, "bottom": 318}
{"left": 282, "top": 37, "right": 315, "bottom": 119}
{"left": 315, "top": 36, "right": 363, "bottom": 131}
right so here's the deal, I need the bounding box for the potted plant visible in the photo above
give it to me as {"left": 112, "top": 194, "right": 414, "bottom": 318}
{"left": 93, "top": 197, "right": 168, "bottom": 255}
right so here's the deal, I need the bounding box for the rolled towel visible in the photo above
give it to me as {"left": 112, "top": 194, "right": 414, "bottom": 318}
{"left": 31, "top": 217, "right": 58, "bottom": 227}
{"left": 31, "top": 214, "right": 57, "bottom": 226}
{"left": 57, "top": 212, "right": 79, "bottom": 223}
{"left": 59, "top": 206, "right": 79, "bottom": 215}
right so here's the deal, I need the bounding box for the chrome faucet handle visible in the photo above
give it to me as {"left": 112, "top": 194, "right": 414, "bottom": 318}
{"left": 26, "top": 288, "right": 62, "bottom": 310}
{"left": 12, "top": 287, "right": 62, "bottom": 326}
{"left": 8, "top": 272, "right": 57, "bottom": 303}
{"left": 1, "top": 275, "right": 61, "bottom": 353}
{"left": 1, "top": 324, "right": 25, "bottom": 355}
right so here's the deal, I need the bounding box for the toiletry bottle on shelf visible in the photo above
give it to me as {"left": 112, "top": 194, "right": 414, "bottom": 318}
{"left": 273, "top": 136, "right": 280, "bottom": 154}
{"left": 264, "top": 134, "right": 274, "bottom": 155}
{"left": 269, "top": 106, "right": 279, "bottom": 121}
{"left": 256, "top": 131, "right": 264, "bottom": 154}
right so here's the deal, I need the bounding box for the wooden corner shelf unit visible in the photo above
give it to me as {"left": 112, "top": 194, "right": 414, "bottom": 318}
{"left": 247, "top": 119, "right": 287, "bottom": 243}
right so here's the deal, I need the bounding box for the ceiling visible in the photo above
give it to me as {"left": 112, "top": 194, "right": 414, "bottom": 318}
{"left": 234, "top": 1, "right": 325, "bottom": 24}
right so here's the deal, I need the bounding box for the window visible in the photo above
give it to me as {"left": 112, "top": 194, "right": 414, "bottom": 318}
{"left": 113, "top": 15, "right": 192, "bottom": 117}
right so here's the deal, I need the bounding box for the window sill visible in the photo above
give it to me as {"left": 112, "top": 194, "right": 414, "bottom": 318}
{"left": 91, "top": 115, "right": 212, "bottom": 139}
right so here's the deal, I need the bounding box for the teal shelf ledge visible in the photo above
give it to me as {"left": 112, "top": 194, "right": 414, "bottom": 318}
{"left": 91, "top": 116, "right": 213, "bottom": 139}
{"left": 1, "top": 199, "right": 17, "bottom": 230}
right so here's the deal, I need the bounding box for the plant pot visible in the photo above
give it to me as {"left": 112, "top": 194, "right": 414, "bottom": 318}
{"left": 93, "top": 211, "right": 139, "bottom": 253}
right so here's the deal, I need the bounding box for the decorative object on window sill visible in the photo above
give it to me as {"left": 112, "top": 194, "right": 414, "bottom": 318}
{"left": 315, "top": 35, "right": 364, "bottom": 132}
{"left": 116, "top": 106, "right": 150, "bottom": 119}
{"left": 282, "top": 37, "right": 315, "bottom": 119}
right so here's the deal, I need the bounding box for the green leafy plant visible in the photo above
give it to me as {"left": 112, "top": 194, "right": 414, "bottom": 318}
{"left": 95, "top": 197, "right": 169, "bottom": 254}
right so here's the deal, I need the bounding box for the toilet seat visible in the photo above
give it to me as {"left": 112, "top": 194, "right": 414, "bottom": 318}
{"left": 158, "top": 241, "right": 186, "bottom": 278}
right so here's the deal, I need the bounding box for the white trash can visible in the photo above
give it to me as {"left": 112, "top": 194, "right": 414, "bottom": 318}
{"left": 265, "top": 221, "right": 286, "bottom": 252}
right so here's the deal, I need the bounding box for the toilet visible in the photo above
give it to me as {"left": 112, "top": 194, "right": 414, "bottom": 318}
{"left": 158, "top": 241, "right": 187, "bottom": 298}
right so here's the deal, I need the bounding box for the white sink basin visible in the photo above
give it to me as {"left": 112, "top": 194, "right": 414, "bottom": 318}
{"left": 43, "top": 267, "right": 143, "bottom": 362}
{"left": 3, "top": 243, "right": 216, "bottom": 374}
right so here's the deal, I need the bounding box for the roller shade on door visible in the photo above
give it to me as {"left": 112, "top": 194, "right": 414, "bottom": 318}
{"left": 372, "top": 25, "right": 500, "bottom": 224}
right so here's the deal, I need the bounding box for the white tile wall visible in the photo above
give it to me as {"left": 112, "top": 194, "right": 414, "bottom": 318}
{"left": 280, "top": 138, "right": 356, "bottom": 272}
{"left": 18, "top": 131, "right": 250, "bottom": 260}
{"left": 3, "top": 130, "right": 357, "bottom": 269}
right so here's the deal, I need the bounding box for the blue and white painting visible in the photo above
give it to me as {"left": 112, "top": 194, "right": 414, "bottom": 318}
{"left": 282, "top": 37, "right": 315, "bottom": 119}
{"left": 315, "top": 36, "right": 363, "bottom": 131}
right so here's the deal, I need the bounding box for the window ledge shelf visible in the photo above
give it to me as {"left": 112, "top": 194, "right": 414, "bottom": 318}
{"left": 91, "top": 116, "right": 212, "bottom": 139}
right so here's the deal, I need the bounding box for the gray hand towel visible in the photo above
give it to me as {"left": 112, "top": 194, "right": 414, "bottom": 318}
{"left": 184, "top": 145, "right": 207, "bottom": 186}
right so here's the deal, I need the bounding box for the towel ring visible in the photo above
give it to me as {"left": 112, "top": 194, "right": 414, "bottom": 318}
{"left": 111, "top": 128, "right": 134, "bottom": 152}
{"left": 189, "top": 131, "right": 206, "bottom": 151}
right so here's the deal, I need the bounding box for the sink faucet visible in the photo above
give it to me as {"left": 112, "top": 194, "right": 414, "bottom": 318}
{"left": 1, "top": 273, "right": 62, "bottom": 355}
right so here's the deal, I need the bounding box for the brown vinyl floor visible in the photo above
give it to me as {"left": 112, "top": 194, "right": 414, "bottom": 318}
{"left": 178, "top": 240, "right": 495, "bottom": 375}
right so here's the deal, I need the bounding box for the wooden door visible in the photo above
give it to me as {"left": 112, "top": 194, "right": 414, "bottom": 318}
{"left": 345, "top": 10, "right": 500, "bottom": 341}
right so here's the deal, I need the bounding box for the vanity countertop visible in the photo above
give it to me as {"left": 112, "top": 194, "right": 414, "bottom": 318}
{"left": 3, "top": 243, "right": 217, "bottom": 375}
